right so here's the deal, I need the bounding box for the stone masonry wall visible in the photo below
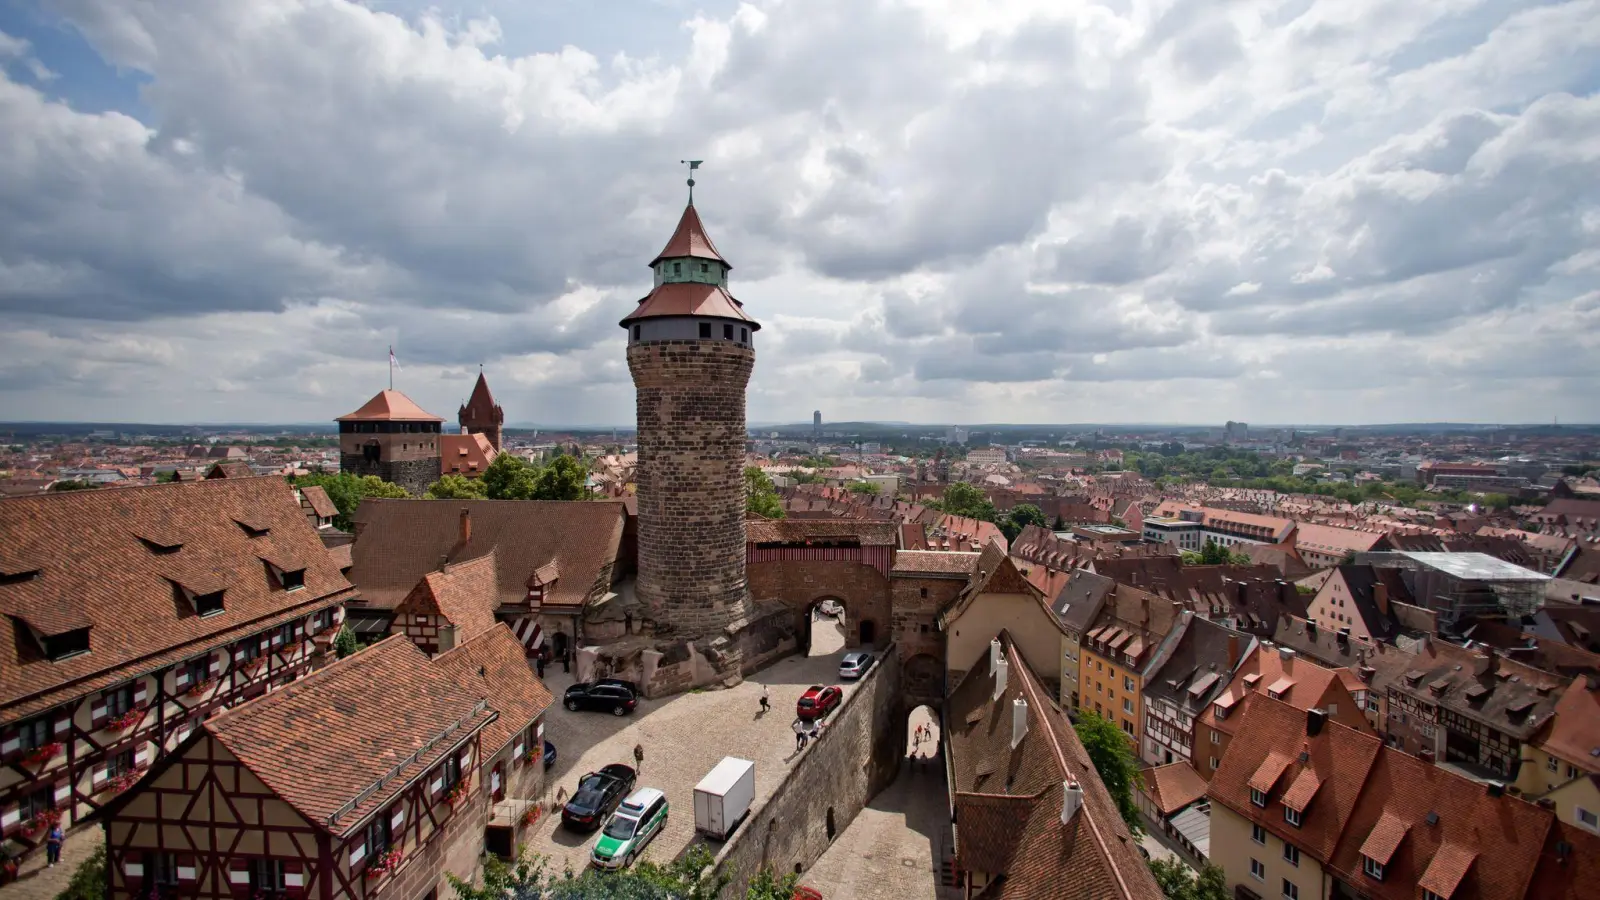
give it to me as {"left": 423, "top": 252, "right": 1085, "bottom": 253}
{"left": 340, "top": 454, "right": 439, "bottom": 498}
{"left": 377, "top": 791, "right": 485, "bottom": 900}
{"left": 629, "top": 339, "right": 755, "bottom": 643}
{"left": 746, "top": 559, "right": 892, "bottom": 648}
{"left": 711, "top": 644, "right": 903, "bottom": 897}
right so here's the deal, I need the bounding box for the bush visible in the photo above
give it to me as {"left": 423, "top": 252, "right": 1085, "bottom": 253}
{"left": 55, "top": 846, "right": 105, "bottom": 900}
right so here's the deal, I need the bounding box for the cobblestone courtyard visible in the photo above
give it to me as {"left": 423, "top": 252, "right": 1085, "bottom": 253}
{"left": 521, "top": 638, "right": 864, "bottom": 875}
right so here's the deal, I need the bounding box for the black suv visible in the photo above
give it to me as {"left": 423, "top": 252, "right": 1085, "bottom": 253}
{"left": 562, "top": 763, "right": 638, "bottom": 831}
{"left": 563, "top": 679, "right": 641, "bottom": 716}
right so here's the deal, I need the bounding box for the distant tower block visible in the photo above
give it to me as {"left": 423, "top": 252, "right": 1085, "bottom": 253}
{"left": 622, "top": 186, "right": 760, "bottom": 638}
{"left": 459, "top": 370, "right": 505, "bottom": 451}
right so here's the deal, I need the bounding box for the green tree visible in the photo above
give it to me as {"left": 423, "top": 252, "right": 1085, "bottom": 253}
{"left": 1190, "top": 539, "right": 1251, "bottom": 566}
{"left": 1480, "top": 492, "right": 1511, "bottom": 511}
{"left": 744, "top": 466, "right": 785, "bottom": 519}
{"left": 938, "top": 482, "right": 999, "bottom": 523}
{"left": 1002, "top": 503, "right": 1048, "bottom": 541}
{"left": 534, "top": 455, "right": 591, "bottom": 501}
{"left": 292, "top": 473, "right": 410, "bottom": 530}
{"left": 481, "top": 454, "right": 540, "bottom": 500}
{"left": 846, "top": 480, "right": 881, "bottom": 495}
{"left": 1148, "top": 858, "right": 1228, "bottom": 900}
{"left": 51, "top": 480, "right": 96, "bottom": 492}
{"left": 156, "top": 470, "right": 179, "bottom": 483}
{"left": 743, "top": 866, "right": 801, "bottom": 900}
{"left": 425, "top": 474, "right": 488, "bottom": 500}
{"left": 54, "top": 845, "right": 105, "bottom": 900}
{"left": 447, "top": 847, "right": 731, "bottom": 900}
{"left": 1074, "top": 710, "right": 1142, "bottom": 835}
{"left": 332, "top": 625, "right": 359, "bottom": 659}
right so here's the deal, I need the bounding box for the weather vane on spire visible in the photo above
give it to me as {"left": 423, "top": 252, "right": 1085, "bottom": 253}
{"left": 680, "top": 159, "right": 702, "bottom": 204}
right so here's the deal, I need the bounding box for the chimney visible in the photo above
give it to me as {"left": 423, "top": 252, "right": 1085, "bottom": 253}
{"left": 1374, "top": 581, "right": 1389, "bottom": 616}
{"left": 1486, "top": 782, "right": 1505, "bottom": 798}
{"left": 1306, "top": 621, "right": 1317, "bottom": 640}
{"left": 990, "top": 639, "right": 1002, "bottom": 675}
{"left": 994, "top": 657, "right": 1009, "bottom": 700}
{"left": 1227, "top": 633, "right": 1241, "bottom": 669}
{"left": 1061, "top": 780, "right": 1084, "bottom": 825}
{"left": 1306, "top": 708, "right": 1327, "bottom": 737}
{"left": 1012, "top": 698, "right": 1029, "bottom": 748}
{"left": 1279, "top": 646, "right": 1294, "bottom": 666}
{"left": 459, "top": 508, "right": 472, "bottom": 545}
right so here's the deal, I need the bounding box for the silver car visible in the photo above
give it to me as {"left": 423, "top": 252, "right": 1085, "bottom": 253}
{"left": 839, "top": 652, "right": 873, "bottom": 680}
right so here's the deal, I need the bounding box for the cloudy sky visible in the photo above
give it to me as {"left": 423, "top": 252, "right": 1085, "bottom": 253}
{"left": 1, "top": 0, "right": 1597, "bottom": 428}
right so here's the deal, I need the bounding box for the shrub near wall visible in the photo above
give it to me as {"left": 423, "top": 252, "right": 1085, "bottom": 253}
{"left": 711, "top": 644, "right": 904, "bottom": 898}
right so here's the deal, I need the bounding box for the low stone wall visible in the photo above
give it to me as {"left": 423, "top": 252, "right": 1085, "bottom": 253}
{"left": 710, "top": 643, "right": 903, "bottom": 897}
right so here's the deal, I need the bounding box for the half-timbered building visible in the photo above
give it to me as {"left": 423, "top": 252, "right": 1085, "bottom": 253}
{"left": 103, "top": 637, "right": 496, "bottom": 900}
{"left": 0, "top": 478, "right": 354, "bottom": 863}
{"left": 347, "top": 501, "right": 626, "bottom": 658}
{"left": 431, "top": 624, "right": 554, "bottom": 858}
{"left": 391, "top": 553, "right": 499, "bottom": 656}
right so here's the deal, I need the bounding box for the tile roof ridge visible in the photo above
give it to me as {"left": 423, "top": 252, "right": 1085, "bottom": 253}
{"left": 207, "top": 634, "right": 413, "bottom": 728}
{"left": 1010, "top": 635, "right": 1143, "bottom": 900}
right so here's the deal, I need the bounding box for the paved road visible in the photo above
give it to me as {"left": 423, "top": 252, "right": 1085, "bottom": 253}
{"left": 798, "top": 706, "right": 956, "bottom": 900}
{"left": 521, "top": 646, "right": 864, "bottom": 875}
{"left": 4, "top": 824, "right": 98, "bottom": 900}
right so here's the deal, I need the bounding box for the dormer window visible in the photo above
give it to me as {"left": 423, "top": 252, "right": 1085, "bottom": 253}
{"left": 1251, "top": 787, "right": 1267, "bottom": 807}
{"left": 194, "top": 590, "right": 225, "bottom": 616}
{"left": 280, "top": 569, "right": 306, "bottom": 592}
{"left": 42, "top": 627, "right": 91, "bottom": 661}
{"left": 1285, "top": 806, "right": 1303, "bottom": 827}
{"left": 1362, "top": 855, "right": 1384, "bottom": 880}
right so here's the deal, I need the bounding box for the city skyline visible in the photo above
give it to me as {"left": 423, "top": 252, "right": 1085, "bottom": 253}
{"left": 2, "top": 0, "right": 1598, "bottom": 426}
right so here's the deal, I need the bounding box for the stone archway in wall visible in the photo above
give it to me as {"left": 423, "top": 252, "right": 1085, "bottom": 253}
{"left": 901, "top": 653, "right": 943, "bottom": 707}
{"left": 803, "top": 596, "right": 849, "bottom": 657}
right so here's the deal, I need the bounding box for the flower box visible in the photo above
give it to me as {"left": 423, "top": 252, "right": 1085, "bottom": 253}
{"left": 22, "top": 808, "right": 61, "bottom": 836}
{"left": 23, "top": 742, "right": 63, "bottom": 767}
{"left": 443, "top": 779, "right": 472, "bottom": 806}
{"left": 184, "top": 678, "right": 215, "bottom": 698}
{"left": 365, "top": 848, "right": 404, "bottom": 879}
{"left": 520, "top": 806, "right": 541, "bottom": 827}
{"left": 106, "top": 707, "right": 145, "bottom": 732}
{"left": 107, "top": 771, "right": 141, "bottom": 795}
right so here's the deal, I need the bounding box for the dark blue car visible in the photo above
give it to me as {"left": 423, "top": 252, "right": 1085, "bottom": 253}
{"left": 543, "top": 739, "right": 557, "bottom": 769}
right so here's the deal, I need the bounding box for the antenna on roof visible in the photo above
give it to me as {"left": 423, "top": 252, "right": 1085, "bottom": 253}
{"left": 680, "top": 159, "right": 703, "bottom": 204}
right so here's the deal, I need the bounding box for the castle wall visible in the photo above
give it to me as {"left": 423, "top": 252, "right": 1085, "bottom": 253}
{"left": 339, "top": 454, "right": 438, "bottom": 498}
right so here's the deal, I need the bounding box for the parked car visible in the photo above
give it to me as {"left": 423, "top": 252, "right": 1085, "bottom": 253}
{"left": 564, "top": 680, "right": 641, "bottom": 716}
{"left": 838, "top": 652, "right": 873, "bottom": 680}
{"left": 543, "top": 739, "right": 557, "bottom": 769}
{"left": 591, "top": 787, "right": 669, "bottom": 869}
{"left": 817, "top": 599, "right": 843, "bottom": 619}
{"left": 793, "top": 889, "right": 825, "bottom": 900}
{"left": 796, "top": 685, "right": 842, "bottom": 721}
{"left": 562, "top": 764, "right": 638, "bottom": 831}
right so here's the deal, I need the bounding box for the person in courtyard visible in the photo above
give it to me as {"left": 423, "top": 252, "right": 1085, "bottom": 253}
{"left": 633, "top": 742, "right": 644, "bottom": 773}
{"left": 46, "top": 821, "right": 64, "bottom": 867}
{"left": 535, "top": 652, "right": 546, "bottom": 678}
{"left": 759, "top": 684, "right": 770, "bottom": 714}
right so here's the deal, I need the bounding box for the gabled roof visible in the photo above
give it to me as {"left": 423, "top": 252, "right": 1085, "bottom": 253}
{"left": 432, "top": 624, "right": 553, "bottom": 759}
{"left": 1142, "top": 762, "right": 1209, "bottom": 816}
{"left": 1144, "top": 615, "right": 1247, "bottom": 710}
{"left": 649, "top": 203, "right": 728, "bottom": 267}
{"left": 300, "top": 485, "right": 338, "bottom": 519}
{"left": 336, "top": 389, "right": 444, "bottom": 422}
{"left": 939, "top": 541, "right": 1052, "bottom": 631}
{"left": 349, "top": 500, "right": 624, "bottom": 610}
{"left": 205, "top": 636, "right": 495, "bottom": 835}
{"left": 946, "top": 632, "right": 1164, "bottom": 900}
{"left": 0, "top": 478, "right": 356, "bottom": 723}
{"left": 395, "top": 551, "right": 500, "bottom": 645}
{"left": 746, "top": 519, "right": 897, "bottom": 546}
{"left": 1052, "top": 570, "right": 1116, "bottom": 635}
{"left": 440, "top": 432, "right": 498, "bottom": 476}
{"left": 892, "top": 550, "right": 981, "bottom": 576}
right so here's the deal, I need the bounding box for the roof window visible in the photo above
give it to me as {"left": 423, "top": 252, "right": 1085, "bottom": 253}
{"left": 42, "top": 627, "right": 91, "bottom": 661}
{"left": 194, "top": 590, "right": 226, "bottom": 617}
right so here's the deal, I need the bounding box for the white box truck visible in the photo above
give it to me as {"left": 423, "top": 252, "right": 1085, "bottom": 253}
{"left": 693, "top": 756, "right": 756, "bottom": 840}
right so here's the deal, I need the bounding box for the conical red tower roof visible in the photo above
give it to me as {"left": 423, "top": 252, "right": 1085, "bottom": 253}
{"left": 465, "top": 371, "right": 496, "bottom": 411}
{"left": 649, "top": 203, "right": 729, "bottom": 268}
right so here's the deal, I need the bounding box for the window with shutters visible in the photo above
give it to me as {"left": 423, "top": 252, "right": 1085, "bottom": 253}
{"left": 278, "top": 623, "right": 295, "bottom": 645}
{"left": 444, "top": 752, "right": 462, "bottom": 791}
{"left": 143, "top": 853, "right": 179, "bottom": 887}
{"left": 20, "top": 785, "right": 54, "bottom": 820}
{"left": 183, "top": 658, "right": 209, "bottom": 687}
{"left": 238, "top": 638, "right": 261, "bottom": 662}
{"left": 16, "top": 715, "right": 51, "bottom": 752}
{"left": 103, "top": 684, "right": 136, "bottom": 718}
{"left": 367, "top": 815, "right": 392, "bottom": 856}
{"left": 250, "top": 859, "right": 286, "bottom": 894}
{"left": 106, "top": 749, "right": 135, "bottom": 779}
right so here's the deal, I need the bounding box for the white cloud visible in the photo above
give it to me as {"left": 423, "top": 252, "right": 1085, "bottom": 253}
{"left": 0, "top": 0, "right": 1596, "bottom": 426}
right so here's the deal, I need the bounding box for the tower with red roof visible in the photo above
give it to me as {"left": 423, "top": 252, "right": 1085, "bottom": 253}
{"left": 458, "top": 369, "right": 505, "bottom": 452}
{"left": 336, "top": 389, "right": 444, "bottom": 496}
{"left": 622, "top": 178, "right": 761, "bottom": 653}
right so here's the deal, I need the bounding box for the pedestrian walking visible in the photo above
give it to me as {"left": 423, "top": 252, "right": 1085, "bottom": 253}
{"left": 535, "top": 653, "right": 546, "bottom": 679}
{"left": 633, "top": 742, "right": 644, "bottom": 774}
{"left": 562, "top": 648, "right": 571, "bottom": 674}
{"left": 759, "top": 684, "right": 770, "bottom": 714}
{"left": 46, "top": 822, "right": 64, "bottom": 867}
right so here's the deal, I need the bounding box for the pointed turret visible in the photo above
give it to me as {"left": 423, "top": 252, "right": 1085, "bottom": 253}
{"left": 622, "top": 200, "right": 759, "bottom": 338}
{"left": 458, "top": 369, "right": 505, "bottom": 452}
{"left": 649, "top": 203, "right": 729, "bottom": 268}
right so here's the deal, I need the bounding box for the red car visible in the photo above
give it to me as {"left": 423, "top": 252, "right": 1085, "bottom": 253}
{"left": 794, "top": 889, "right": 824, "bottom": 900}
{"left": 796, "top": 685, "right": 842, "bottom": 721}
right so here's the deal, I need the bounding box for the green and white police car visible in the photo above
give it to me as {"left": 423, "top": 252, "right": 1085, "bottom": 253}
{"left": 590, "top": 787, "right": 668, "bottom": 869}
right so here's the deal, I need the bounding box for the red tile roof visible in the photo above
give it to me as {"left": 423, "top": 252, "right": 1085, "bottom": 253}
{"left": 205, "top": 636, "right": 494, "bottom": 834}
{"left": 395, "top": 551, "right": 500, "bottom": 645}
{"left": 620, "top": 282, "right": 758, "bottom": 326}
{"left": 301, "top": 485, "right": 338, "bottom": 518}
{"left": 440, "top": 432, "right": 497, "bottom": 476}
{"left": 432, "top": 624, "right": 553, "bottom": 759}
{"left": 891, "top": 550, "right": 981, "bottom": 575}
{"left": 336, "top": 389, "right": 444, "bottom": 422}
{"left": 649, "top": 202, "right": 728, "bottom": 267}
{"left": 0, "top": 478, "right": 356, "bottom": 723}
{"left": 349, "top": 500, "right": 624, "bottom": 610}
{"left": 1142, "top": 762, "right": 1208, "bottom": 816}
{"left": 747, "top": 519, "right": 898, "bottom": 546}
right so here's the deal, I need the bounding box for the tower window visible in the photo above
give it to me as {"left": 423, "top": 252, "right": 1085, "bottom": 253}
{"left": 700, "top": 263, "right": 709, "bottom": 273}
{"left": 741, "top": 328, "right": 748, "bottom": 342}
{"left": 632, "top": 326, "right": 640, "bottom": 340}
{"left": 673, "top": 262, "right": 682, "bottom": 275}
{"left": 699, "top": 322, "right": 712, "bottom": 339}
{"left": 723, "top": 323, "right": 734, "bottom": 340}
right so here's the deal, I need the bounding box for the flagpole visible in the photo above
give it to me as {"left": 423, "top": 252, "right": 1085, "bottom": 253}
{"left": 389, "top": 345, "right": 394, "bottom": 390}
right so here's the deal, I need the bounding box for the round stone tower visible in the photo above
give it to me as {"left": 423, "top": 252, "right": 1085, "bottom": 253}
{"left": 622, "top": 194, "right": 760, "bottom": 642}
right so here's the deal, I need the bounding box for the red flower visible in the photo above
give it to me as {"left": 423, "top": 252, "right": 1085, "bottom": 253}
{"left": 23, "top": 742, "right": 62, "bottom": 767}
{"left": 365, "top": 848, "right": 404, "bottom": 878}
{"left": 106, "top": 707, "right": 146, "bottom": 731}
{"left": 184, "top": 678, "right": 215, "bottom": 698}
